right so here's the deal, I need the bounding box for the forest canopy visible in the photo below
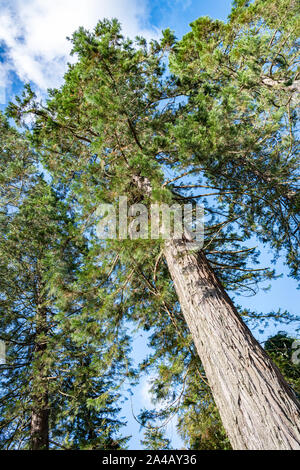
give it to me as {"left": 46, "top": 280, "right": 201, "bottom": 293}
{"left": 0, "top": 0, "right": 299, "bottom": 451}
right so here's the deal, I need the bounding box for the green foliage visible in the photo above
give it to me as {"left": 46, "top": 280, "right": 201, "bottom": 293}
{"left": 141, "top": 427, "right": 171, "bottom": 450}
{"left": 265, "top": 332, "right": 300, "bottom": 398}
{"left": 0, "top": 117, "right": 130, "bottom": 449}
{"left": 2, "top": 0, "right": 299, "bottom": 450}
{"left": 170, "top": 0, "right": 300, "bottom": 278}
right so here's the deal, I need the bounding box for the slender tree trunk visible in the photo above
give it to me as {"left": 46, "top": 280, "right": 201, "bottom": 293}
{"left": 30, "top": 305, "right": 49, "bottom": 450}
{"left": 31, "top": 406, "right": 49, "bottom": 450}
{"left": 164, "top": 238, "right": 300, "bottom": 450}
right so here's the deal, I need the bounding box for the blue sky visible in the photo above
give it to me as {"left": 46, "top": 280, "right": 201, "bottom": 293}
{"left": 0, "top": 0, "right": 299, "bottom": 450}
{"left": 145, "top": 0, "right": 231, "bottom": 37}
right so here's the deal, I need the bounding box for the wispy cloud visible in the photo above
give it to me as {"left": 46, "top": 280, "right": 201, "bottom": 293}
{"left": 173, "top": 0, "right": 192, "bottom": 11}
{"left": 139, "top": 376, "right": 181, "bottom": 447}
{"left": 0, "top": 0, "right": 158, "bottom": 95}
{"left": 140, "top": 376, "right": 155, "bottom": 408}
{"left": 0, "top": 61, "right": 11, "bottom": 104}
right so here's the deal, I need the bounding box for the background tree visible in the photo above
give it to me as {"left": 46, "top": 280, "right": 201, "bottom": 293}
{"left": 140, "top": 427, "right": 171, "bottom": 451}
{"left": 0, "top": 117, "right": 130, "bottom": 449}
{"left": 265, "top": 332, "right": 300, "bottom": 398}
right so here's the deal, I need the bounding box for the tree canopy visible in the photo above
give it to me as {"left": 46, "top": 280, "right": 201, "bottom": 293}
{"left": 1, "top": 0, "right": 299, "bottom": 450}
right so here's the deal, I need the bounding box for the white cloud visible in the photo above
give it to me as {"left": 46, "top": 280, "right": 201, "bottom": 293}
{"left": 0, "top": 0, "right": 158, "bottom": 94}
{"left": 140, "top": 376, "right": 155, "bottom": 408}
{"left": 173, "top": 0, "right": 192, "bottom": 10}
{"left": 139, "top": 376, "right": 182, "bottom": 447}
{"left": 0, "top": 61, "right": 11, "bottom": 104}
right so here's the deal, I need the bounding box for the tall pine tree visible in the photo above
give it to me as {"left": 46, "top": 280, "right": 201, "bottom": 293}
{"left": 7, "top": 0, "right": 300, "bottom": 449}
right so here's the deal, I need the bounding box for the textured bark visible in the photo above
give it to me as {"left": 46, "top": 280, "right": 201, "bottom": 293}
{"left": 30, "top": 305, "right": 49, "bottom": 450}
{"left": 262, "top": 77, "right": 300, "bottom": 94}
{"left": 261, "top": 77, "right": 299, "bottom": 106}
{"left": 164, "top": 238, "right": 300, "bottom": 450}
{"left": 30, "top": 407, "right": 49, "bottom": 450}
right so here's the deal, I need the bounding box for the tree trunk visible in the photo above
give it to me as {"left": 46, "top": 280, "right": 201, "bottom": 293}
{"left": 133, "top": 173, "right": 300, "bottom": 449}
{"left": 31, "top": 407, "right": 49, "bottom": 450}
{"left": 164, "top": 238, "right": 300, "bottom": 450}
{"left": 30, "top": 305, "right": 49, "bottom": 450}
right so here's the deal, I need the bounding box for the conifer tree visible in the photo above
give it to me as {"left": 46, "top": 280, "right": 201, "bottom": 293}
{"left": 7, "top": 0, "right": 300, "bottom": 449}
{"left": 170, "top": 0, "right": 299, "bottom": 278}
{"left": 141, "top": 427, "right": 171, "bottom": 450}
{"left": 0, "top": 115, "right": 130, "bottom": 449}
